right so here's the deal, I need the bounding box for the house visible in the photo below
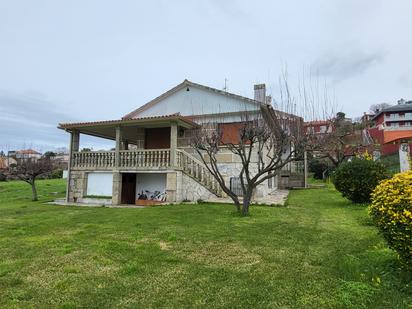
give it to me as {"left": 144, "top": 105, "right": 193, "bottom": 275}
{"left": 360, "top": 112, "right": 375, "bottom": 128}
{"left": 59, "top": 79, "right": 303, "bottom": 205}
{"left": 0, "top": 155, "right": 17, "bottom": 170}
{"left": 304, "top": 120, "right": 333, "bottom": 135}
{"left": 368, "top": 100, "right": 412, "bottom": 155}
{"left": 15, "top": 149, "right": 42, "bottom": 161}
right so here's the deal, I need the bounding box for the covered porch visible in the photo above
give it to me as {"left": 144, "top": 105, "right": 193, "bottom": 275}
{"left": 58, "top": 115, "right": 211, "bottom": 205}
{"left": 59, "top": 114, "right": 198, "bottom": 171}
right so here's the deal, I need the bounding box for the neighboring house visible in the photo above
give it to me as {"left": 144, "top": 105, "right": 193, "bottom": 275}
{"left": 360, "top": 112, "right": 375, "bottom": 128}
{"left": 0, "top": 156, "right": 17, "bottom": 169}
{"left": 0, "top": 157, "right": 6, "bottom": 169}
{"left": 304, "top": 120, "right": 333, "bottom": 135}
{"left": 15, "top": 149, "right": 42, "bottom": 161}
{"left": 53, "top": 152, "right": 69, "bottom": 169}
{"left": 368, "top": 100, "right": 412, "bottom": 155}
{"left": 59, "top": 79, "right": 303, "bottom": 205}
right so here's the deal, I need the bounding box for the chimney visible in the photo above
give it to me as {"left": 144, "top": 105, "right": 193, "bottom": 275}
{"left": 254, "top": 84, "right": 266, "bottom": 103}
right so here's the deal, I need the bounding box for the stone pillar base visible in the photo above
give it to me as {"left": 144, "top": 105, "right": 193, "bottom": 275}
{"left": 112, "top": 171, "right": 122, "bottom": 205}
{"left": 166, "top": 172, "right": 178, "bottom": 203}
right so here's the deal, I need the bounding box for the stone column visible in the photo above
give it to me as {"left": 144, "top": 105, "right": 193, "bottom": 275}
{"left": 112, "top": 126, "right": 123, "bottom": 205}
{"left": 115, "top": 126, "right": 122, "bottom": 167}
{"left": 66, "top": 130, "right": 80, "bottom": 202}
{"left": 399, "top": 143, "right": 411, "bottom": 172}
{"left": 112, "top": 171, "right": 122, "bottom": 205}
{"left": 166, "top": 171, "right": 177, "bottom": 202}
{"left": 170, "top": 122, "right": 178, "bottom": 167}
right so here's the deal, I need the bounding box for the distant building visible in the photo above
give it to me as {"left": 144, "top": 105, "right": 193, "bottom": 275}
{"left": 0, "top": 156, "right": 17, "bottom": 169}
{"left": 360, "top": 112, "right": 375, "bottom": 127}
{"left": 368, "top": 100, "right": 412, "bottom": 155}
{"left": 15, "top": 149, "right": 42, "bottom": 161}
{"left": 304, "top": 120, "right": 333, "bottom": 135}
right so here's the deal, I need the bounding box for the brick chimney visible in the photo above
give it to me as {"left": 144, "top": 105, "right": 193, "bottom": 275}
{"left": 254, "top": 84, "right": 266, "bottom": 103}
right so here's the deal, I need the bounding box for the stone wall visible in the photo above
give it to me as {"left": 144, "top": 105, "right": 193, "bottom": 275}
{"left": 177, "top": 172, "right": 216, "bottom": 202}
{"left": 68, "top": 170, "right": 87, "bottom": 202}
{"left": 177, "top": 146, "right": 276, "bottom": 198}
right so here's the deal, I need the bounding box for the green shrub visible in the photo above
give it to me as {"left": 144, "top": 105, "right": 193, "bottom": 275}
{"left": 332, "top": 157, "right": 388, "bottom": 203}
{"left": 369, "top": 171, "right": 412, "bottom": 268}
{"left": 51, "top": 169, "right": 63, "bottom": 179}
{"left": 309, "top": 159, "right": 329, "bottom": 179}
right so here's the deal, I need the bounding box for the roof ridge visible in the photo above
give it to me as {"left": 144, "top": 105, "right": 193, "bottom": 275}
{"left": 122, "top": 79, "right": 262, "bottom": 119}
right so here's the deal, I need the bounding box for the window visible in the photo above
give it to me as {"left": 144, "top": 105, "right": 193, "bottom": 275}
{"left": 230, "top": 177, "right": 243, "bottom": 196}
{"left": 218, "top": 122, "right": 252, "bottom": 145}
{"left": 319, "top": 125, "right": 327, "bottom": 133}
{"left": 268, "top": 172, "right": 276, "bottom": 189}
{"left": 306, "top": 126, "right": 315, "bottom": 134}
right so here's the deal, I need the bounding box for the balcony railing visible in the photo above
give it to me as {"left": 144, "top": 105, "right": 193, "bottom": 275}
{"left": 73, "top": 151, "right": 115, "bottom": 168}
{"left": 72, "top": 149, "right": 171, "bottom": 169}
{"left": 119, "top": 149, "right": 170, "bottom": 168}
{"left": 384, "top": 114, "right": 412, "bottom": 121}
{"left": 384, "top": 125, "right": 412, "bottom": 131}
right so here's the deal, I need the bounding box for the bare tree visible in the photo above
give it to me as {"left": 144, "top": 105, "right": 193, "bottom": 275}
{"left": 191, "top": 104, "right": 305, "bottom": 216}
{"left": 307, "top": 112, "right": 356, "bottom": 167}
{"left": 7, "top": 158, "right": 54, "bottom": 201}
{"left": 369, "top": 103, "right": 391, "bottom": 114}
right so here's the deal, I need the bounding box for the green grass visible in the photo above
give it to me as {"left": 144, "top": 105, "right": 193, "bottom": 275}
{"left": 0, "top": 179, "right": 411, "bottom": 308}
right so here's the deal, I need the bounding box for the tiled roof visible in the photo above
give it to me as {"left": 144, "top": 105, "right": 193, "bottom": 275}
{"left": 58, "top": 113, "right": 198, "bottom": 129}
{"left": 304, "top": 120, "right": 330, "bottom": 126}
{"left": 16, "top": 149, "right": 41, "bottom": 155}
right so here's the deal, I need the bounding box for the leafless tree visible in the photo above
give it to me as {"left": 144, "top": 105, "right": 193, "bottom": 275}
{"left": 307, "top": 111, "right": 375, "bottom": 167}
{"left": 7, "top": 158, "right": 54, "bottom": 201}
{"left": 307, "top": 113, "right": 355, "bottom": 167}
{"left": 191, "top": 104, "right": 305, "bottom": 216}
{"left": 369, "top": 103, "right": 391, "bottom": 114}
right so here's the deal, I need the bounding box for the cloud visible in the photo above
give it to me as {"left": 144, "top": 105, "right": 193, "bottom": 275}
{"left": 0, "top": 91, "right": 113, "bottom": 152}
{"left": 0, "top": 92, "right": 74, "bottom": 150}
{"left": 312, "top": 50, "right": 384, "bottom": 83}
{"left": 398, "top": 70, "right": 412, "bottom": 87}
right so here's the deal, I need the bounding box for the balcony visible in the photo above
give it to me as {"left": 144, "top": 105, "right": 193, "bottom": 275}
{"left": 384, "top": 125, "right": 412, "bottom": 131}
{"left": 384, "top": 114, "right": 412, "bottom": 122}
{"left": 72, "top": 149, "right": 172, "bottom": 170}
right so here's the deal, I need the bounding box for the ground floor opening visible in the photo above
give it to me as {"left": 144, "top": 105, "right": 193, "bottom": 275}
{"left": 121, "top": 172, "right": 167, "bottom": 205}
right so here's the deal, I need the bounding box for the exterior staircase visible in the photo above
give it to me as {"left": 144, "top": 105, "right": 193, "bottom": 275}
{"left": 176, "top": 149, "right": 223, "bottom": 197}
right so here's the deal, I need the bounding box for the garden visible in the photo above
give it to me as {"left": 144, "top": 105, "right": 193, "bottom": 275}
{"left": 0, "top": 177, "right": 411, "bottom": 308}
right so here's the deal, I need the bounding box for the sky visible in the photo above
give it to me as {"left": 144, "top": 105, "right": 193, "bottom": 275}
{"left": 1, "top": 0, "right": 411, "bottom": 152}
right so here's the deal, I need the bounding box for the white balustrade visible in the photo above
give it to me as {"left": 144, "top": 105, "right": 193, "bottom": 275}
{"left": 72, "top": 151, "right": 115, "bottom": 168}
{"left": 119, "top": 149, "right": 170, "bottom": 168}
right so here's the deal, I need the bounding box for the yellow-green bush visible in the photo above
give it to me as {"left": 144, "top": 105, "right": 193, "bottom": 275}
{"left": 369, "top": 170, "right": 412, "bottom": 267}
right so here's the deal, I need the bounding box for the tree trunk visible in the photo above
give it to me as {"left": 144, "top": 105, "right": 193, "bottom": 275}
{"left": 31, "top": 181, "right": 38, "bottom": 201}
{"left": 241, "top": 191, "right": 253, "bottom": 216}
{"left": 234, "top": 201, "right": 241, "bottom": 212}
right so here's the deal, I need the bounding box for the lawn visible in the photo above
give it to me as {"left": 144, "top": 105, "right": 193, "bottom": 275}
{"left": 0, "top": 179, "right": 411, "bottom": 308}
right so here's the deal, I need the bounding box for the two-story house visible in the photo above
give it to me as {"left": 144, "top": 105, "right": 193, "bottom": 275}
{"left": 368, "top": 100, "right": 412, "bottom": 155}
{"left": 58, "top": 80, "right": 304, "bottom": 206}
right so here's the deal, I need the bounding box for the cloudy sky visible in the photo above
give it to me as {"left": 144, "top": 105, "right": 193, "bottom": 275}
{"left": 1, "top": 0, "right": 411, "bottom": 151}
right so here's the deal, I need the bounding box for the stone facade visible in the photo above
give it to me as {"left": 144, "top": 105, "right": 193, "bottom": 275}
{"left": 112, "top": 171, "right": 122, "bottom": 205}
{"left": 68, "top": 170, "right": 87, "bottom": 202}
{"left": 166, "top": 172, "right": 177, "bottom": 202}
{"left": 177, "top": 172, "right": 216, "bottom": 202}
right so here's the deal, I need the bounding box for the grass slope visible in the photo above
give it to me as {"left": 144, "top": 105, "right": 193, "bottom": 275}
{"left": 0, "top": 179, "right": 410, "bottom": 308}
